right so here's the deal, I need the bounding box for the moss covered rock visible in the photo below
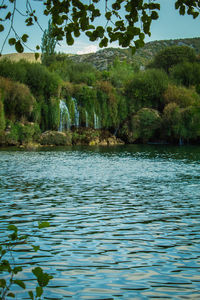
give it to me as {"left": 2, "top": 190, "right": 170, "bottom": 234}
{"left": 40, "top": 131, "right": 72, "bottom": 146}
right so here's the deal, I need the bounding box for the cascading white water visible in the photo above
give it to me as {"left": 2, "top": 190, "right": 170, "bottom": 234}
{"left": 72, "top": 98, "right": 79, "bottom": 127}
{"left": 85, "top": 111, "right": 88, "bottom": 127}
{"left": 59, "top": 100, "right": 71, "bottom": 131}
{"left": 94, "top": 111, "right": 100, "bottom": 129}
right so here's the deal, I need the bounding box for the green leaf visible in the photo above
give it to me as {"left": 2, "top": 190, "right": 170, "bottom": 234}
{"left": 105, "top": 11, "right": 112, "bottom": 20}
{"left": 179, "top": 5, "right": 185, "bottom": 15}
{"left": 36, "top": 45, "right": 40, "bottom": 50}
{"left": 28, "top": 291, "right": 34, "bottom": 300}
{"left": 38, "top": 221, "right": 50, "bottom": 229}
{"left": 6, "top": 12, "right": 11, "bottom": 20}
{"left": 32, "top": 266, "right": 43, "bottom": 278}
{"left": 0, "top": 24, "right": 4, "bottom": 32}
{"left": 35, "top": 53, "right": 40, "bottom": 60}
{"left": 8, "top": 38, "right": 16, "bottom": 46}
{"left": 9, "top": 232, "right": 18, "bottom": 240}
{"left": 66, "top": 32, "right": 74, "bottom": 45}
{"left": 21, "top": 34, "right": 29, "bottom": 42}
{"left": 192, "top": 12, "right": 199, "bottom": 19}
{"left": 1, "top": 249, "right": 6, "bottom": 256}
{"left": 7, "top": 293, "right": 15, "bottom": 298}
{"left": 15, "top": 40, "right": 24, "bottom": 53}
{"left": 99, "top": 37, "right": 108, "bottom": 48}
{"left": 32, "top": 245, "right": 40, "bottom": 252}
{"left": 13, "top": 266, "right": 22, "bottom": 274}
{"left": 14, "top": 279, "right": 26, "bottom": 289}
{"left": 36, "top": 286, "right": 43, "bottom": 297}
{"left": 0, "top": 279, "right": 6, "bottom": 288}
{"left": 151, "top": 11, "right": 159, "bottom": 20}
{"left": 8, "top": 225, "right": 18, "bottom": 232}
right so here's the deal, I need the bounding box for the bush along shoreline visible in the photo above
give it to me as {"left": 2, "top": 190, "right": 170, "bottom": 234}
{"left": 1, "top": 45, "right": 200, "bottom": 148}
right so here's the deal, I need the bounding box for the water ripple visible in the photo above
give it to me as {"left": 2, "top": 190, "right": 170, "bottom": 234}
{"left": 0, "top": 145, "right": 200, "bottom": 299}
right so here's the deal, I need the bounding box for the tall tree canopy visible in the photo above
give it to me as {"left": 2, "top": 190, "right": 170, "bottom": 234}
{"left": 0, "top": 0, "right": 199, "bottom": 55}
{"left": 41, "top": 20, "right": 57, "bottom": 55}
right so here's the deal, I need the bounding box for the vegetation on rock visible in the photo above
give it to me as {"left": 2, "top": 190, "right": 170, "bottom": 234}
{"left": 0, "top": 43, "right": 200, "bottom": 146}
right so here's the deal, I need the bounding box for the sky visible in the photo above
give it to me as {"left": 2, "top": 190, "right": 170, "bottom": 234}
{"left": 1, "top": 0, "right": 200, "bottom": 55}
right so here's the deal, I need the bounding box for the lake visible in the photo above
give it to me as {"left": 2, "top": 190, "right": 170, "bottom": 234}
{"left": 0, "top": 145, "right": 200, "bottom": 299}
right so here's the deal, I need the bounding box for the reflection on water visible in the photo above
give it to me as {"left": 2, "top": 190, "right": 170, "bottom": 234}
{"left": 0, "top": 145, "right": 200, "bottom": 299}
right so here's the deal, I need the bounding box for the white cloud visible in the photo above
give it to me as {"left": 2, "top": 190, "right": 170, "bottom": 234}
{"left": 77, "top": 45, "right": 98, "bottom": 55}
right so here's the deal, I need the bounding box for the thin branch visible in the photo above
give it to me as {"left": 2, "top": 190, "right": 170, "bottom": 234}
{"left": 0, "top": 0, "right": 16, "bottom": 54}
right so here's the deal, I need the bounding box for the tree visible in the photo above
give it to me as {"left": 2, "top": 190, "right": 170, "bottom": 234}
{"left": 41, "top": 20, "right": 57, "bottom": 55}
{"left": 131, "top": 107, "right": 161, "bottom": 143}
{"left": 0, "top": 1, "right": 199, "bottom": 55}
{"left": 125, "top": 69, "right": 168, "bottom": 112}
{"left": 149, "top": 45, "right": 197, "bottom": 73}
{"left": 170, "top": 62, "right": 200, "bottom": 87}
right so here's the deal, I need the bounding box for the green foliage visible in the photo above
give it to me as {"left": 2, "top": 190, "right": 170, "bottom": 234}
{"left": 163, "top": 102, "right": 200, "bottom": 142}
{"left": 0, "top": 60, "right": 62, "bottom": 101}
{"left": 108, "top": 58, "right": 138, "bottom": 88}
{"left": 149, "top": 45, "right": 197, "bottom": 73}
{"left": 0, "top": 0, "right": 199, "bottom": 54}
{"left": 125, "top": 69, "right": 168, "bottom": 111}
{"left": 163, "top": 84, "right": 200, "bottom": 108}
{"left": 96, "top": 81, "right": 119, "bottom": 129}
{"left": 74, "top": 85, "right": 97, "bottom": 126}
{"left": 131, "top": 108, "right": 161, "bottom": 143}
{"left": 170, "top": 62, "right": 200, "bottom": 87}
{"left": 44, "top": 55, "right": 98, "bottom": 85}
{"left": 0, "top": 76, "right": 36, "bottom": 122}
{"left": 0, "top": 223, "right": 53, "bottom": 299}
{"left": 0, "top": 97, "right": 6, "bottom": 131}
{"left": 41, "top": 20, "right": 57, "bottom": 58}
{"left": 5, "top": 122, "right": 41, "bottom": 145}
{"left": 49, "top": 97, "right": 60, "bottom": 130}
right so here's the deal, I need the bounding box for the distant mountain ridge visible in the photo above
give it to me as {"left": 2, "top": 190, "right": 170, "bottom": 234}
{"left": 1, "top": 37, "right": 200, "bottom": 70}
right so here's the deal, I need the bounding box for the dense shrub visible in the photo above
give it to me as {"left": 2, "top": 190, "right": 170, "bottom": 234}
{"left": 0, "top": 77, "right": 36, "bottom": 122}
{"left": 131, "top": 108, "right": 161, "bottom": 143}
{"left": 108, "top": 58, "right": 137, "bottom": 88}
{"left": 125, "top": 69, "right": 168, "bottom": 112}
{"left": 45, "top": 54, "right": 98, "bottom": 85}
{"left": 162, "top": 102, "right": 182, "bottom": 141}
{"left": 5, "top": 122, "right": 41, "bottom": 145}
{"left": 149, "top": 46, "right": 197, "bottom": 73}
{"left": 0, "top": 60, "right": 62, "bottom": 100}
{"left": 170, "top": 62, "right": 200, "bottom": 87}
{"left": 163, "top": 84, "right": 200, "bottom": 108}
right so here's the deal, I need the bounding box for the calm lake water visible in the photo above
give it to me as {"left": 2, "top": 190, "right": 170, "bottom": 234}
{"left": 0, "top": 145, "right": 200, "bottom": 299}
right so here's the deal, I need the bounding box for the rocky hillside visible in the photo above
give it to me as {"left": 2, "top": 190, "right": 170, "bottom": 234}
{"left": 1, "top": 37, "right": 200, "bottom": 70}
{"left": 70, "top": 37, "right": 200, "bottom": 70}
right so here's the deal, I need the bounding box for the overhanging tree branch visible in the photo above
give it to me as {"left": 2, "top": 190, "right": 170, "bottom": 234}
{"left": 0, "top": 0, "right": 199, "bottom": 54}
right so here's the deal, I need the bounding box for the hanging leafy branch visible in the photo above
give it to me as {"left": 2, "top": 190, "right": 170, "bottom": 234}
{"left": 0, "top": 0, "right": 199, "bottom": 55}
{"left": 0, "top": 222, "right": 53, "bottom": 299}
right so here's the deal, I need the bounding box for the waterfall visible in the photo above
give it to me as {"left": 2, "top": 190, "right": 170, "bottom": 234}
{"left": 94, "top": 111, "right": 100, "bottom": 129}
{"left": 72, "top": 97, "right": 79, "bottom": 127}
{"left": 85, "top": 111, "right": 88, "bottom": 127}
{"left": 59, "top": 100, "right": 71, "bottom": 131}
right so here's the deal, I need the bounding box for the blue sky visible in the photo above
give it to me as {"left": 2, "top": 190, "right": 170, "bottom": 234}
{"left": 1, "top": 0, "right": 200, "bottom": 55}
